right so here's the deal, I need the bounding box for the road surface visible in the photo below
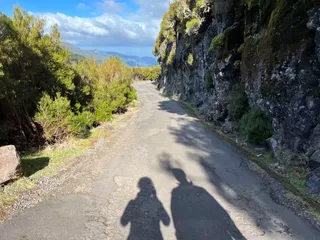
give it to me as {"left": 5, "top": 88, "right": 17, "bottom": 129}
{"left": 1, "top": 82, "right": 319, "bottom": 239}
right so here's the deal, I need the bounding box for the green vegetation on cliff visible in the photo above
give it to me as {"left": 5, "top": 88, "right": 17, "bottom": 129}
{"left": 210, "top": 33, "right": 225, "bottom": 50}
{"left": 240, "top": 106, "right": 273, "bottom": 145}
{"left": 153, "top": 0, "right": 212, "bottom": 62}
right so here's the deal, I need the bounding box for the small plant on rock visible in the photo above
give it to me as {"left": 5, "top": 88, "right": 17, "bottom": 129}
{"left": 188, "top": 53, "right": 194, "bottom": 65}
{"left": 210, "top": 33, "right": 225, "bottom": 50}
{"left": 205, "top": 72, "right": 214, "bottom": 89}
{"left": 228, "top": 84, "right": 249, "bottom": 120}
{"left": 233, "top": 60, "right": 241, "bottom": 70}
{"left": 186, "top": 18, "right": 201, "bottom": 36}
{"left": 240, "top": 105, "right": 273, "bottom": 145}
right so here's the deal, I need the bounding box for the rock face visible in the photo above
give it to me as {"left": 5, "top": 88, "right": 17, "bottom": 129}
{"left": 156, "top": 1, "right": 320, "bottom": 193}
{"left": 0, "top": 145, "right": 20, "bottom": 184}
{"left": 307, "top": 168, "right": 320, "bottom": 194}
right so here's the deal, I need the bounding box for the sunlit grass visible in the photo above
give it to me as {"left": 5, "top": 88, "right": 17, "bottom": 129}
{"left": 0, "top": 103, "right": 137, "bottom": 210}
{"left": 0, "top": 125, "right": 109, "bottom": 209}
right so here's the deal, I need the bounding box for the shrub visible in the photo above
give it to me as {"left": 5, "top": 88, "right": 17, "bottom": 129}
{"left": 248, "top": 0, "right": 258, "bottom": 9}
{"left": 205, "top": 72, "right": 214, "bottom": 89}
{"left": 228, "top": 84, "right": 249, "bottom": 120}
{"left": 35, "top": 93, "right": 96, "bottom": 141}
{"left": 0, "top": 8, "right": 138, "bottom": 149}
{"left": 237, "top": 43, "right": 244, "bottom": 54}
{"left": 193, "top": 0, "right": 206, "bottom": 16}
{"left": 132, "top": 66, "right": 161, "bottom": 81}
{"left": 35, "top": 93, "right": 74, "bottom": 142}
{"left": 185, "top": 41, "right": 191, "bottom": 49}
{"left": 95, "top": 101, "right": 113, "bottom": 122}
{"left": 268, "top": 0, "right": 288, "bottom": 32}
{"left": 210, "top": 33, "right": 225, "bottom": 50}
{"left": 239, "top": 106, "right": 273, "bottom": 145}
{"left": 186, "top": 18, "right": 201, "bottom": 36}
{"left": 167, "top": 46, "right": 176, "bottom": 65}
{"left": 69, "top": 111, "right": 95, "bottom": 137}
{"left": 233, "top": 60, "right": 241, "bottom": 69}
{"left": 188, "top": 53, "right": 194, "bottom": 65}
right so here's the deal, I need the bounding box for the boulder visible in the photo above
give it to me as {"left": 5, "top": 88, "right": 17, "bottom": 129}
{"left": 266, "top": 137, "right": 280, "bottom": 161}
{"left": 307, "top": 167, "right": 320, "bottom": 194}
{"left": 310, "top": 149, "right": 320, "bottom": 170}
{"left": 0, "top": 145, "right": 20, "bottom": 184}
{"left": 222, "top": 120, "right": 235, "bottom": 134}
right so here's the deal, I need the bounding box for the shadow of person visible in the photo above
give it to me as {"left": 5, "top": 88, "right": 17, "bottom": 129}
{"left": 121, "top": 177, "right": 170, "bottom": 240}
{"left": 171, "top": 169, "right": 245, "bottom": 240}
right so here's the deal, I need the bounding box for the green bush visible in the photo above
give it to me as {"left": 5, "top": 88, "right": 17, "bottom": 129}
{"left": 0, "top": 8, "right": 138, "bottom": 149}
{"left": 210, "top": 33, "right": 225, "bottom": 50}
{"left": 186, "top": 18, "right": 201, "bottom": 36}
{"left": 237, "top": 43, "right": 244, "bottom": 54}
{"left": 248, "top": 0, "right": 258, "bottom": 9}
{"left": 35, "top": 93, "right": 97, "bottom": 141}
{"left": 69, "top": 111, "right": 95, "bottom": 137}
{"left": 233, "top": 60, "right": 241, "bottom": 69}
{"left": 188, "top": 53, "right": 194, "bottom": 65}
{"left": 193, "top": 0, "right": 206, "bottom": 16}
{"left": 95, "top": 101, "right": 113, "bottom": 122}
{"left": 35, "top": 93, "right": 74, "bottom": 142}
{"left": 239, "top": 106, "right": 273, "bottom": 145}
{"left": 167, "top": 46, "right": 176, "bottom": 65}
{"left": 228, "top": 84, "right": 249, "bottom": 120}
{"left": 205, "top": 72, "right": 214, "bottom": 89}
{"left": 132, "top": 66, "right": 161, "bottom": 81}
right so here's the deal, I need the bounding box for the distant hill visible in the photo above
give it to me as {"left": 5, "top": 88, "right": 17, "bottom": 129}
{"left": 62, "top": 42, "right": 157, "bottom": 67}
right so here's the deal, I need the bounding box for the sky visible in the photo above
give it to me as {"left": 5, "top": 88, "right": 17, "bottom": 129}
{"left": 0, "top": 0, "right": 169, "bottom": 56}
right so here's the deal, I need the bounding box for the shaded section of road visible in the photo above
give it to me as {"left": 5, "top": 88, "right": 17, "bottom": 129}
{"left": 0, "top": 82, "right": 319, "bottom": 240}
{"left": 170, "top": 168, "right": 244, "bottom": 240}
{"left": 120, "top": 177, "right": 170, "bottom": 240}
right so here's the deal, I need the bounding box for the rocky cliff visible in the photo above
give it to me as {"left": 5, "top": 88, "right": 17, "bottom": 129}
{"left": 154, "top": 0, "right": 320, "bottom": 192}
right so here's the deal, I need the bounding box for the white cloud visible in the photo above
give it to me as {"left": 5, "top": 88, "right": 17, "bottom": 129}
{"left": 37, "top": 0, "right": 169, "bottom": 53}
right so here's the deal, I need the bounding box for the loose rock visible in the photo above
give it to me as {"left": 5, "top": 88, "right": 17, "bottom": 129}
{"left": 0, "top": 145, "right": 20, "bottom": 184}
{"left": 306, "top": 167, "right": 320, "bottom": 194}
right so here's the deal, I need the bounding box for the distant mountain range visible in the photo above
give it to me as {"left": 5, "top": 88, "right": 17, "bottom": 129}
{"left": 62, "top": 42, "right": 157, "bottom": 67}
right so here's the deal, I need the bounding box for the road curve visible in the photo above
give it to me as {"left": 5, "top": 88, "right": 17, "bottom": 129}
{"left": 0, "top": 82, "right": 319, "bottom": 240}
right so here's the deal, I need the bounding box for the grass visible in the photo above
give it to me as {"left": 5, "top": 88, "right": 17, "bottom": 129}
{"left": 0, "top": 101, "right": 138, "bottom": 210}
{"left": 0, "top": 128, "right": 106, "bottom": 209}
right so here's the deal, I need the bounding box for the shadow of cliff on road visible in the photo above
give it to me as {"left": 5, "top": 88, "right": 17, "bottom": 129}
{"left": 157, "top": 98, "right": 299, "bottom": 238}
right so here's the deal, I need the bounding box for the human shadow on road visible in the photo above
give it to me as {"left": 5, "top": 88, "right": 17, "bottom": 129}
{"left": 170, "top": 168, "right": 245, "bottom": 240}
{"left": 121, "top": 177, "right": 170, "bottom": 240}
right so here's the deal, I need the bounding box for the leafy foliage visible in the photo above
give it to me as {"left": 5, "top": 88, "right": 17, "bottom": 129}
{"left": 210, "top": 33, "right": 225, "bottom": 50}
{"left": 237, "top": 43, "right": 244, "bottom": 53}
{"left": 132, "top": 66, "right": 161, "bottom": 81}
{"left": 233, "top": 60, "right": 241, "bottom": 69}
{"left": 0, "top": 7, "right": 136, "bottom": 148}
{"left": 167, "top": 44, "right": 176, "bottom": 65}
{"left": 35, "top": 93, "right": 74, "bottom": 142}
{"left": 205, "top": 72, "right": 214, "bottom": 89}
{"left": 239, "top": 106, "right": 273, "bottom": 145}
{"left": 227, "top": 84, "right": 249, "bottom": 120}
{"left": 186, "top": 18, "right": 201, "bottom": 36}
{"left": 153, "top": 0, "right": 211, "bottom": 63}
{"left": 187, "top": 53, "right": 194, "bottom": 65}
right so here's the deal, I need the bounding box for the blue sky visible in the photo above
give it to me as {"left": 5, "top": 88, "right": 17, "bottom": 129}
{"left": 1, "top": 0, "right": 169, "bottom": 56}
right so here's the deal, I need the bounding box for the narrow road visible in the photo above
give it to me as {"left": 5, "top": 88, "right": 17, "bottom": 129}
{"left": 1, "top": 82, "right": 319, "bottom": 240}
